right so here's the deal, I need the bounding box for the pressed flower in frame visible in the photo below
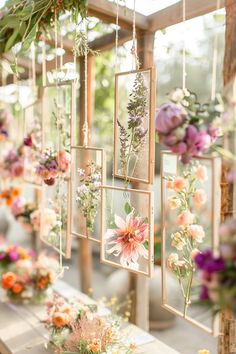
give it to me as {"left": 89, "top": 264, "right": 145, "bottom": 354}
{"left": 105, "top": 211, "right": 149, "bottom": 268}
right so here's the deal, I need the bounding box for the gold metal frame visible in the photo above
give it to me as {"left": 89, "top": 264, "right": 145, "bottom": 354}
{"left": 114, "top": 67, "right": 156, "bottom": 185}
{"left": 100, "top": 185, "right": 154, "bottom": 277}
{"left": 70, "top": 145, "right": 106, "bottom": 243}
{"left": 160, "top": 150, "right": 221, "bottom": 335}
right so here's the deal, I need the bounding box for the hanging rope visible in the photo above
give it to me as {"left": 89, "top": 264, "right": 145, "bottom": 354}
{"left": 211, "top": 0, "right": 221, "bottom": 100}
{"left": 31, "top": 42, "right": 36, "bottom": 96}
{"left": 131, "top": 0, "right": 139, "bottom": 70}
{"left": 82, "top": 18, "right": 89, "bottom": 147}
{"left": 182, "top": 0, "right": 186, "bottom": 90}
{"left": 60, "top": 35, "right": 63, "bottom": 70}
{"left": 42, "top": 35, "right": 46, "bottom": 86}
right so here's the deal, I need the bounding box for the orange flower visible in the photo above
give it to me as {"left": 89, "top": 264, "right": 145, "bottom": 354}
{"left": 167, "top": 180, "right": 174, "bottom": 189}
{"left": 52, "top": 312, "right": 70, "bottom": 328}
{"left": 6, "top": 197, "right": 13, "bottom": 206}
{"left": 12, "top": 282, "right": 23, "bottom": 294}
{"left": 87, "top": 339, "right": 102, "bottom": 353}
{"left": 174, "top": 177, "right": 187, "bottom": 192}
{"left": 12, "top": 188, "right": 21, "bottom": 197}
{"left": 2, "top": 272, "right": 16, "bottom": 289}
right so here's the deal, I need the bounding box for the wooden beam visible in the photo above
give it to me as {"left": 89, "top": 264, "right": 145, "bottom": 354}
{"left": 1, "top": 53, "right": 41, "bottom": 73}
{"left": 148, "top": 0, "right": 225, "bottom": 32}
{"left": 89, "top": 29, "right": 133, "bottom": 52}
{"left": 88, "top": 0, "right": 148, "bottom": 32}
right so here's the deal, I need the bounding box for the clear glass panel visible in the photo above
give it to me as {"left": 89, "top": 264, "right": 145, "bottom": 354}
{"left": 101, "top": 186, "right": 154, "bottom": 276}
{"left": 161, "top": 152, "right": 220, "bottom": 332}
{"left": 115, "top": 69, "right": 153, "bottom": 183}
{"left": 71, "top": 147, "right": 105, "bottom": 241}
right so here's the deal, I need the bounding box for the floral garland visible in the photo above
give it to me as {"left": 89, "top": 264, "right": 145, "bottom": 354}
{"left": 0, "top": 0, "right": 87, "bottom": 57}
{"left": 155, "top": 88, "right": 222, "bottom": 164}
{"left": 166, "top": 163, "right": 208, "bottom": 316}
{"left": 45, "top": 294, "right": 137, "bottom": 354}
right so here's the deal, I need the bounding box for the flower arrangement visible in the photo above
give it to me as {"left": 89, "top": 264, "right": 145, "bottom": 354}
{"left": 0, "top": 186, "right": 21, "bottom": 206}
{"left": 195, "top": 218, "right": 236, "bottom": 315}
{"left": 0, "top": 108, "right": 12, "bottom": 141}
{"left": 118, "top": 72, "right": 148, "bottom": 181}
{"left": 76, "top": 161, "right": 102, "bottom": 232}
{"left": 1, "top": 254, "right": 58, "bottom": 303}
{"left": 0, "top": 0, "right": 87, "bottom": 60}
{"left": 45, "top": 294, "right": 137, "bottom": 354}
{"left": 166, "top": 163, "right": 208, "bottom": 316}
{"left": 0, "top": 243, "right": 34, "bottom": 272}
{"left": 0, "top": 146, "right": 24, "bottom": 178}
{"left": 35, "top": 149, "right": 70, "bottom": 185}
{"left": 10, "top": 196, "right": 39, "bottom": 233}
{"left": 105, "top": 203, "right": 149, "bottom": 269}
{"left": 155, "top": 88, "right": 222, "bottom": 164}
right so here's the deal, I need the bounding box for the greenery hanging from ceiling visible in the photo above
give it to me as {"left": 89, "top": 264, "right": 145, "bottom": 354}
{"left": 0, "top": 0, "right": 87, "bottom": 55}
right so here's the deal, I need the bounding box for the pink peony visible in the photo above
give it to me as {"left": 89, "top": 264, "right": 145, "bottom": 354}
{"left": 193, "top": 189, "right": 207, "bottom": 208}
{"left": 195, "top": 165, "right": 208, "bottom": 182}
{"left": 155, "top": 103, "right": 187, "bottom": 135}
{"left": 187, "top": 224, "right": 205, "bottom": 243}
{"left": 105, "top": 212, "right": 149, "bottom": 268}
{"left": 56, "top": 151, "right": 71, "bottom": 173}
{"left": 11, "top": 197, "right": 25, "bottom": 216}
{"left": 177, "top": 209, "right": 195, "bottom": 226}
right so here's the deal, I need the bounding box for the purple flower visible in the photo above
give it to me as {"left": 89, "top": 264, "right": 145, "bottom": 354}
{"left": 200, "top": 285, "right": 210, "bottom": 301}
{"left": 207, "top": 123, "right": 221, "bottom": 143}
{"left": 8, "top": 250, "right": 20, "bottom": 262}
{"left": 155, "top": 103, "right": 187, "bottom": 135}
{"left": 195, "top": 250, "right": 225, "bottom": 274}
{"left": 0, "top": 252, "right": 6, "bottom": 261}
{"left": 24, "top": 135, "right": 33, "bottom": 147}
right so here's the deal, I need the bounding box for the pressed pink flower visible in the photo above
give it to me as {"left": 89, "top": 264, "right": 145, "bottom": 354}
{"left": 177, "top": 209, "right": 195, "bottom": 226}
{"left": 56, "top": 150, "right": 71, "bottom": 172}
{"left": 174, "top": 177, "right": 187, "bottom": 192}
{"left": 187, "top": 224, "right": 205, "bottom": 243}
{"left": 193, "top": 189, "right": 207, "bottom": 208}
{"left": 195, "top": 165, "right": 208, "bottom": 182}
{"left": 105, "top": 212, "right": 149, "bottom": 268}
{"left": 167, "top": 180, "right": 175, "bottom": 189}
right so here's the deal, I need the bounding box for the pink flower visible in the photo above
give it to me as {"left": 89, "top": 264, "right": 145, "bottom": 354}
{"left": 155, "top": 103, "right": 187, "bottom": 135}
{"left": 195, "top": 165, "right": 208, "bottom": 182}
{"left": 11, "top": 161, "right": 24, "bottom": 177}
{"left": 191, "top": 248, "right": 200, "bottom": 259}
{"left": 174, "top": 177, "right": 187, "bottom": 192}
{"left": 177, "top": 209, "right": 195, "bottom": 226}
{"left": 187, "top": 224, "right": 205, "bottom": 243}
{"left": 193, "top": 189, "right": 207, "bottom": 208}
{"left": 30, "top": 209, "right": 41, "bottom": 231}
{"left": 56, "top": 151, "right": 71, "bottom": 173}
{"left": 11, "top": 197, "right": 25, "bottom": 216}
{"left": 105, "top": 212, "right": 149, "bottom": 268}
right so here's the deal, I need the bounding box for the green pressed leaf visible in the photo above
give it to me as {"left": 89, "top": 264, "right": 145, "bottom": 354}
{"left": 5, "top": 28, "right": 19, "bottom": 52}
{"left": 0, "top": 15, "right": 20, "bottom": 28}
{"left": 21, "top": 24, "right": 37, "bottom": 53}
{"left": 124, "top": 202, "right": 132, "bottom": 215}
{"left": 10, "top": 63, "right": 18, "bottom": 75}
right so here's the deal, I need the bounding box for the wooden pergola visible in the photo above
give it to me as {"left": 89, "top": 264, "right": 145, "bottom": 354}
{"left": 1, "top": 0, "right": 236, "bottom": 353}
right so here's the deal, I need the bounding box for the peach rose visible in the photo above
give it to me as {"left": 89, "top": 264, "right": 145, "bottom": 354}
{"left": 56, "top": 151, "right": 71, "bottom": 173}
{"left": 195, "top": 165, "right": 208, "bottom": 182}
{"left": 174, "top": 177, "right": 187, "bottom": 192}
{"left": 177, "top": 209, "right": 195, "bottom": 226}
{"left": 52, "top": 312, "right": 70, "bottom": 328}
{"left": 12, "top": 282, "right": 23, "bottom": 294}
{"left": 193, "top": 189, "right": 207, "bottom": 208}
{"left": 2, "top": 272, "right": 16, "bottom": 289}
{"left": 87, "top": 338, "right": 101, "bottom": 353}
{"left": 187, "top": 224, "right": 205, "bottom": 243}
{"left": 167, "top": 180, "right": 174, "bottom": 189}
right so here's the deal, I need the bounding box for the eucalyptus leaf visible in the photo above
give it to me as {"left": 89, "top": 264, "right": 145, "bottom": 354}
{"left": 124, "top": 202, "right": 132, "bottom": 215}
{"left": 5, "top": 28, "right": 19, "bottom": 52}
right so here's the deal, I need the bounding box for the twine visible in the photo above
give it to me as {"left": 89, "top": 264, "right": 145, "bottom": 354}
{"left": 211, "top": 0, "right": 221, "bottom": 100}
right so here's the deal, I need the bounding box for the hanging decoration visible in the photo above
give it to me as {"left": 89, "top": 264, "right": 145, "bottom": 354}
{"left": 23, "top": 100, "right": 42, "bottom": 185}
{"left": 101, "top": 185, "right": 154, "bottom": 277}
{"left": 71, "top": 146, "right": 106, "bottom": 242}
{"left": 114, "top": 68, "right": 156, "bottom": 184}
{"left": 161, "top": 151, "right": 221, "bottom": 334}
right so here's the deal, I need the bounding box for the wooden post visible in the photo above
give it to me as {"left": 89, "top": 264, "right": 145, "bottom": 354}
{"left": 78, "top": 55, "right": 94, "bottom": 294}
{"left": 129, "top": 32, "right": 155, "bottom": 331}
{"left": 218, "top": 1, "right": 236, "bottom": 353}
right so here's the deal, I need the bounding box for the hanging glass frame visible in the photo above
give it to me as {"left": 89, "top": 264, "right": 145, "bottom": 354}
{"left": 161, "top": 151, "right": 221, "bottom": 335}
{"left": 40, "top": 176, "right": 71, "bottom": 258}
{"left": 23, "top": 100, "right": 42, "bottom": 185}
{"left": 70, "top": 146, "right": 106, "bottom": 242}
{"left": 114, "top": 68, "right": 156, "bottom": 184}
{"left": 101, "top": 185, "right": 154, "bottom": 277}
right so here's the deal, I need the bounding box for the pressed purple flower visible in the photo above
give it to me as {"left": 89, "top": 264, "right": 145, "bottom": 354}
{"left": 195, "top": 250, "right": 225, "bottom": 274}
{"left": 155, "top": 103, "right": 187, "bottom": 135}
{"left": 200, "top": 285, "right": 210, "bottom": 301}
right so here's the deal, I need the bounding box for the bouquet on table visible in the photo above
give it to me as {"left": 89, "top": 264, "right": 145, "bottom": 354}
{"left": 195, "top": 218, "right": 236, "bottom": 315}
{"left": 1, "top": 254, "right": 58, "bottom": 304}
{"left": 45, "top": 294, "right": 137, "bottom": 354}
{"left": 10, "top": 196, "right": 40, "bottom": 233}
{"left": 155, "top": 88, "right": 222, "bottom": 163}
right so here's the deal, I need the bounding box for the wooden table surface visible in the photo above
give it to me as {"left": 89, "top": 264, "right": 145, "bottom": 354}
{"left": 0, "top": 280, "right": 180, "bottom": 354}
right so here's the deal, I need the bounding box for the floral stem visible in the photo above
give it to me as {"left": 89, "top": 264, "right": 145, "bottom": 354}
{"left": 124, "top": 127, "right": 135, "bottom": 181}
{"left": 183, "top": 266, "right": 194, "bottom": 317}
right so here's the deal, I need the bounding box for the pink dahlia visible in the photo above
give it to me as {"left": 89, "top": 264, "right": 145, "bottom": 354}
{"left": 105, "top": 212, "right": 149, "bottom": 268}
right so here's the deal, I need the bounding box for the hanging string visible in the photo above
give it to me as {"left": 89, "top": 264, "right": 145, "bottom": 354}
{"left": 60, "top": 35, "right": 63, "bottom": 70}
{"left": 211, "top": 0, "right": 221, "bottom": 100}
{"left": 42, "top": 35, "right": 47, "bottom": 86}
{"left": 131, "top": 0, "right": 139, "bottom": 70}
{"left": 182, "top": 0, "right": 186, "bottom": 90}
{"left": 31, "top": 42, "right": 36, "bottom": 96}
{"left": 82, "top": 18, "right": 89, "bottom": 147}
